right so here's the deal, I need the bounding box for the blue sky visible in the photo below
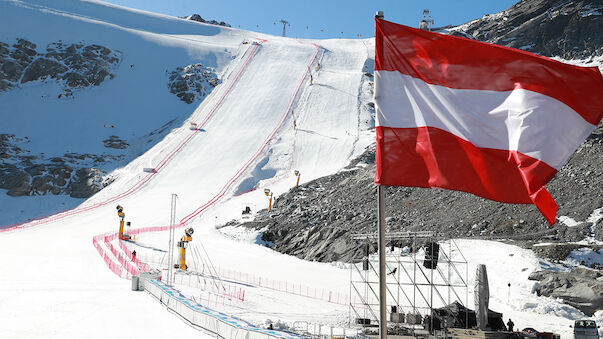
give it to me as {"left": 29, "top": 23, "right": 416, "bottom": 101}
{"left": 101, "top": 0, "right": 518, "bottom": 39}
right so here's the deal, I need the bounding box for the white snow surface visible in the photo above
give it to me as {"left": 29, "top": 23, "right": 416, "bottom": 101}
{"left": 0, "top": 1, "right": 601, "bottom": 339}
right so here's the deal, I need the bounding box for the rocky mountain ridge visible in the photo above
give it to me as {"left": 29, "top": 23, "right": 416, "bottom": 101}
{"left": 439, "top": 0, "right": 602, "bottom": 60}
{"left": 182, "top": 14, "right": 230, "bottom": 27}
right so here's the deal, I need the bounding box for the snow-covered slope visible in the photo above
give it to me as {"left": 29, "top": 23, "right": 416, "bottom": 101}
{"left": 1, "top": 1, "right": 600, "bottom": 339}
{"left": 0, "top": 0, "right": 245, "bottom": 224}
{"left": 0, "top": 0, "right": 372, "bottom": 337}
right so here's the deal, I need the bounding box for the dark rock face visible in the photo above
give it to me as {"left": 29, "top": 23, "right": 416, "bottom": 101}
{"left": 0, "top": 39, "right": 122, "bottom": 199}
{"left": 182, "top": 14, "right": 230, "bottom": 27}
{"left": 529, "top": 267, "right": 603, "bottom": 316}
{"left": 168, "top": 64, "right": 220, "bottom": 104}
{"left": 533, "top": 244, "right": 602, "bottom": 263}
{"left": 0, "top": 38, "right": 121, "bottom": 94}
{"left": 103, "top": 136, "right": 129, "bottom": 149}
{"left": 67, "top": 168, "right": 105, "bottom": 198}
{"left": 21, "top": 58, "right": 67, "bottom": 83}
{"left": 0, "top": 134, "right": 115, "bottom": 198}
{"left": 439, "top": 0, "right": 603, "bottom": 59}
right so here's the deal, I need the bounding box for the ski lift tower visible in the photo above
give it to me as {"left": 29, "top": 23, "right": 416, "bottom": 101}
{"left": 279, "top": 19, "right": 290, "bottom": 37}
{"left": 419, "top": 9, "right": 434, "bottom": 31}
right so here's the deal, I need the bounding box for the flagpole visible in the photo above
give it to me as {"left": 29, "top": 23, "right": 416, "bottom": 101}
{"left": 375, "top": 10, "right": 387, "bottom": 339}
{"left": 377, "top": 184, "right": 387, "bottom": 339}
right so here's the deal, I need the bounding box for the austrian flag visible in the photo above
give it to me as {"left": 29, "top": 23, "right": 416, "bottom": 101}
{"left": 374, "top": 18, "right": 603, "bottom": 225}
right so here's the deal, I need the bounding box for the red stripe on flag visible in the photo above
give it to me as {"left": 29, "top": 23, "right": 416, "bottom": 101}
{"left": 375, "top": 18, "right": 603, "bottom": 126}
{"left": 375, "top": 126, "right": 558, "bottom": 225}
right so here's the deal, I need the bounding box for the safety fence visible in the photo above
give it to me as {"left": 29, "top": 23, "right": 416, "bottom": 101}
{"left": 93, "top": 229, "right": 247, "bottom": 307}
{"left": 169, "top": 272, "right": 246, "bottom": 305}
{"left": 92, "top": 230, "right": 159, "bottom": 279}
{"left": 143, "top": 278, "right": 303, "bottom": 339}
{"left": 214, "top": 266, "right": 350, "bottom": 306}
{"left": 92, "top": 234, "right": 128, "bottom": 278}
{"left": 92, "top": 232, "right": 129, "bottom": 278}
{"left": 133, "top": 250, "right": 350, "bottom": 306}
{"left": 118, "top": 239, "right": 152, "bottom": 272}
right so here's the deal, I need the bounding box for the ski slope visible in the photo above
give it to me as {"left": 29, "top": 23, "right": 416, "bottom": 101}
{"left": 0, "top": 0, "right": 245, "bottom": 225}
{"left": 1, "top": 1, "right": 600, "bottom": 338}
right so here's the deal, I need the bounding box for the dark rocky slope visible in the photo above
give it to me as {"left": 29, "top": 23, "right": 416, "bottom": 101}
{"left": 0, "top": 39, "right": 122, "bottom": 198}
{"left": 240, "top": 128, "right": 603, "bottom": 263}
{"left": 439, "top": 0, "right": 603, "bottom": 60}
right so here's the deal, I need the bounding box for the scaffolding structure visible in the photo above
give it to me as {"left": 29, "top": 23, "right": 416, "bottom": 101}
{"left": 349, "top": 231, "right": 468, "bottom": 332}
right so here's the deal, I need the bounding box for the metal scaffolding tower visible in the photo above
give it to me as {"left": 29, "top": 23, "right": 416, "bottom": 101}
{"left": 349, "top": 231, "right": 468, "bottom": 334}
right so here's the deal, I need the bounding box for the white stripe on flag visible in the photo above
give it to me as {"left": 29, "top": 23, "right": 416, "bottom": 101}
{"left": 375, "top": 70, "right": 595, "bottom": 170}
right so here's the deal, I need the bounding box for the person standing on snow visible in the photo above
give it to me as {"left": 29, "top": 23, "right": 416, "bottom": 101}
{"left": 507, "top": 319, "right": 514, "bottom": 332}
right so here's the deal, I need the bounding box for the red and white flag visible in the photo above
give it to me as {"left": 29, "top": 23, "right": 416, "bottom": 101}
{"left": 374, "top": 18, "right": 603, "bottom": 225}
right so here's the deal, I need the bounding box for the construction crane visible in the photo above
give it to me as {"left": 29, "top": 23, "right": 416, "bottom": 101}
{"left": 176, "top": 228, "right": 194, "bottom": 271}
{"left": 116, "top": 205, "right": 130, "bottom": 240}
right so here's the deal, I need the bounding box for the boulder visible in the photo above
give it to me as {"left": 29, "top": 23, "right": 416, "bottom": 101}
{"left": 0, "top": 165, "right": 31, "bottom": 196}
{"left": 529, "top": 270, "right": 603, "bottom": 316}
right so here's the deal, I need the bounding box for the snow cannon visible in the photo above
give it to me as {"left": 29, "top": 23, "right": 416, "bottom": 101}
{"left": 116, "top": 205, "right": 130, "bottom": 240}
{"left": 176, "top": 228, "right": 194, "bottom": 271}
{"left": 294, "top": 170, "right": 301, "bottom": 187}
{"left": 264, "top": 188, "right": 273, "bottom": 212}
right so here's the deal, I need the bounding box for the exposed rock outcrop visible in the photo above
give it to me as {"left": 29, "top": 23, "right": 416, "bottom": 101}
{"left": 0, "top": 134, "right": 115, "bottom": 198}
{"left": 439, "top": 0, "right": 603, "bottom": 60}
{"left": 103, "top": 136, "right": 129, "bottom": 149}
{"left": 182, "top": 14, "right": 230, "bottom": 27}
{"left": 529, "top": 268, "right": 603, "bottom": 316}
{"left": 0, "top": 38, "right": 121, "bottom": 94}
{"left": 168, "top": 64, "right": 220, "bottom": 104}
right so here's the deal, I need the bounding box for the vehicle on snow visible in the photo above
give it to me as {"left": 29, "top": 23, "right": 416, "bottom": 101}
{"left": 572, "top": 320, "right": 600, "bottom": 339}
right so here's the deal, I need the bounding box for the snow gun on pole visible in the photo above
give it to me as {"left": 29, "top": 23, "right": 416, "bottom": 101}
{"left": 294, "top": 170, "right": 301, "bottom": 188}
{"left": 116, "top": 205, "right": 131, "bottom": 240}
{"left": 175, "top": 228, "right": 194, "bottom": 271}
{"left": 264, "top": 188, "right": 273, "bottom": 212}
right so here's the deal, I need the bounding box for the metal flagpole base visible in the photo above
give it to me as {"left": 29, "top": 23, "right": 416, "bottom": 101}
{"left": 377, "top": 185, "right": 387, "bottom": 339}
